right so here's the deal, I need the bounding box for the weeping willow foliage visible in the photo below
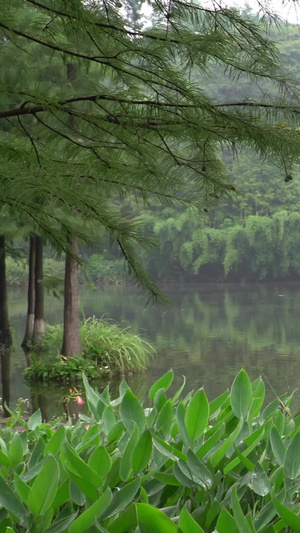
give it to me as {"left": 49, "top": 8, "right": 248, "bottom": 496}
{"left": 2, "top": 0, "right": 300, "bottom": 295}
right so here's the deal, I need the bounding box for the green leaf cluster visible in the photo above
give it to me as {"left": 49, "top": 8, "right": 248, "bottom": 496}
{"left": 1, "top": 369, "right": 300, "bottom": 531}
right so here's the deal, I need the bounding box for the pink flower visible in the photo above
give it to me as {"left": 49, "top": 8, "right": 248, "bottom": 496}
{"left": 75, "top": 396, "right": 85, "bottom": 405}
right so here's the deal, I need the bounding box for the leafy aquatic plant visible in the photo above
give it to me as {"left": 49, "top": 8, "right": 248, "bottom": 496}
{"left": 1, "top": 369, "right": 300, "bottom": 531}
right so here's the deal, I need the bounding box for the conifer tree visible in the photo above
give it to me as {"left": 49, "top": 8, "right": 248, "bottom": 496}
{"left": 1, "top": 0, "right": 300, "bottom": 354}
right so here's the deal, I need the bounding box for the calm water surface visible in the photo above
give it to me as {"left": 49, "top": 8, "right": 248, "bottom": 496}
{"left": 5, "top": 282, "right": 300, "bottom": 417}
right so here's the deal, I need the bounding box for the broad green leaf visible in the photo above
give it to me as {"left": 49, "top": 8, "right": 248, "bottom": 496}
{"left": 154, "top": 389, "right": 167, "bottom": 412}
{"left": 284, "top": 433, "right": 300, "bottom": 479}
{"left": 154, "top": 473, "right": 182, "bottom": 486}
{"left": 102, "top": 477, "right": 140, "bottom": 520}
{"left": 156, "top": 399, "right": 173, "bottom": 437}
{"left": 27, "top": 455, "right": 59, "bottom": 516}
{"left": 283, "top": 433, "right": 300, "bottom": 479}
{"left": 67, "top": 468, "right": 97, "bottom": 502}
{"left": 137, "top": 503, "right": 179, "bottom": 533}
{"left": 44, "top": 425, "right": 65, "bottom": 456}
{"left": 209, "top": 390, "right": 230, "bottom": 416}
{"left": 70, "top": 488, "right": 112, "bottom": 533}
{"left": 231, "top": 369, "right": 252, "bottom": 419}
{"left": 184, "top": 389, "right": 209, "bottom": 441}
{"left": 274, "top": 411, "right": 285, "bottom": 436}
{"left": 173, "top": 462, "right": 194, "bottom": 488}
{"left": 69, "top": 480, "right": 86, "bottom": 506}
{"left": 28, "top": 409, "right": 42, "bottom": 430}
{"left": 149, "top": 370, "right": 174, "bottom": 401}
{"left": 119, "top": 423, "right": 139, "bottom": 481}
{"left": 210, "top": 418, "right": 243, "bottom": 468}
{"left": 187, "top": 449, "right": 213, "bottom": 488}
{"left": 249, "top": 377, "right": 265, "bottom": 419}
{"left": 0, "top": 448, "right": 11, "bottom": 466}
{"left": 43, "top": 512, "right": 78, "bottom": 533}
{"left": 250, "top": 462, "right": 271, "bottom": 496}
{"left": 119, "top": 381, "right": 130, "bottom": 398}
{"left": 64, "top": 442, "right": 102, "bottom": 488}
{"left": 120, "top": 390, "right": 146, "bottom": 433}
{"left": 102, "top": 406, "right": 116, "bottom": 435}
{"left": 107, "top": 420, "right": 125, "bottom": 445}
{"left": 88, "top": 446, "right": 111, "bottom": 478}
{"left": 82, "top": 372, "right": 102, "bottom": 418}
{"left": 253, "top": 501, "right": 277, "bottom": 531}
{"left": 132, "top": 429, "right": 152, "bottom": 474}
{"left": 153, "top": 435, "right": 187, "bottom": 462}
{"left": 106, "top": 504, "right": 138, "bottom": 533}
{"left": 177, "top": 458, "right": 211, "bottom": 489}
{"left": 197, "top": 422, "right": 225, "bottom": 459}
{"left": 14, "top": 473, "right": 30, "bottom": 504}
{"left": 0, "top": 477, "right": 26, "bottom": 519}
{"left": 231, "top": 485, "right": 253, "bottom": 533}
{"left": 224, "top": 424, "right": 267, "bottom": 474}
{"left": 272, "top": 490, "right": 300, "bottom": 532}
{"left": 270, "top": 427, "right": 286, "bottom": 467}
{"left": 176, "top": 402, "right": 192, "bottom": 448}
{"left": 233, "top": 445, "right": 255, "bottom": 472}
{"left": 52, "top": 479, "right": 70, "bottom": 509}
{"left": 8, "top": 432, "right": 23, "bottom": 467}
{"left": 179, "top": 506, "right": 204, "bottom": 532}
{"left": 216, "top": 508, "right": 239, "bottom": 533}
{"left": 172, "top": 375, "right": 186, "bottom": 404}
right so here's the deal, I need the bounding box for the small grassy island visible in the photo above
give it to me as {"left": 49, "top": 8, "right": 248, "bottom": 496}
{"left": 24, "top": 317, "right": 154, "bottom": 383}
{"left": 0, "top": 369, "right": 299, "bottom": 532}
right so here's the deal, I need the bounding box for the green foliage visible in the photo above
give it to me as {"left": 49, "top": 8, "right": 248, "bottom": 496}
{"left": 2, "top": 1, "right": 300, "bottom": 298}
{"left": 81, "top": 254, "right": 126, "bottom": 285}
{"left": 24, "top": 317, "right": 154, "bottom": 382}
{"left": 6, "top": 257, "right": 65, "bottom": 286}
{"left": 134, "top": 205, "right": 300, "bottom": 282}
{"left": 1, "top": 370, "right": 300, "bottom": 531}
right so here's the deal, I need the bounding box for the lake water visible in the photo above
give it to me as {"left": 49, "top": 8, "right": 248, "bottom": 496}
{"left": 4, "top": 282, "right": 300, "bottom": 417}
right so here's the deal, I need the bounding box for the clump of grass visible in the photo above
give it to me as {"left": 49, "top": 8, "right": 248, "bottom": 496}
{"left": 81, "top": 317, "right": 153, "bottom": 373}
{"left": 24, "top": 317, "right": 154, "bottom": 382}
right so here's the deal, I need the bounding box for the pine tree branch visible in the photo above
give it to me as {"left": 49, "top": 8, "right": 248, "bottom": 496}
{"left": 2, "top": 93, "right": 300, "bottom": 121}
{"left": 0, "top": 94, "right": 200, "bottom": 119}
{"left": 24, "top": 0, "right": 184, "bottom": 44}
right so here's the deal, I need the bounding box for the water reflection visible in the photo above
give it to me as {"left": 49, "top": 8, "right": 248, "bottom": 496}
{"left": 6, "top": 283, "right": 300, "bottom": 417}
{"left": 0, "top": 347, "right": 10, "bottom": 417}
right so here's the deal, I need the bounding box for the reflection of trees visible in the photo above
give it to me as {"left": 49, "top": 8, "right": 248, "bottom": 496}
{"left": 81, "top": 284, "right": 300, "bottom": 404}
{"left": 0, "top": 347, "right": 10, "bottom": 417}
{"left": 7, "top": 284, "right": 300, "bottom": 419}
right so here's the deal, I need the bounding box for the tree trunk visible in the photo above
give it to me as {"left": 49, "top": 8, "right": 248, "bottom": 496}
{"left": 61, "top": 235, "right": 82, "bottom": 357}
{"left": 22, "top": 235, "right": 36, "bottom": 348}
{"left": 33, "top": 236, "right": 45, "bottom": 343}
{"left": 0, "top": 236, "right": 11, "bottom": 347}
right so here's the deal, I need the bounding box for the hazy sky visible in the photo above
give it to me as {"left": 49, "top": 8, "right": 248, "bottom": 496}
{"left": 208, "top": 1, "right": 300, "bottom": 23}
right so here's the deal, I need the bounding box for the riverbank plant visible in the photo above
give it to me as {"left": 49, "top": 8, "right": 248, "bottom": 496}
{"left": 24, "top": 318, "right": 154, "bottom": 382}
{"left": 0, "top": 369, "right": 300, "bottom": 531}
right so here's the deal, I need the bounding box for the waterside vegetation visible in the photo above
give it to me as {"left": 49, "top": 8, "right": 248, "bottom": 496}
{"left": 0, "top": 370, "right": 300, "bottom": 532}
{"left": 24, "top": 318, "right": 154, "bottom": 383}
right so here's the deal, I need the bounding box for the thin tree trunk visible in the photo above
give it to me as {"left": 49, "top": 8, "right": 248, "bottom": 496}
{"left": 0, "top": 236, "right": 11, "bottom": 347}
{"left": 33, "top": 236, "right": 45, "bottom": 343}
{"left": 22, "top": 235, "right": 36, "bottom": 348}
{"left": 61, "top": 235, "right": 82, "bottom": 357}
